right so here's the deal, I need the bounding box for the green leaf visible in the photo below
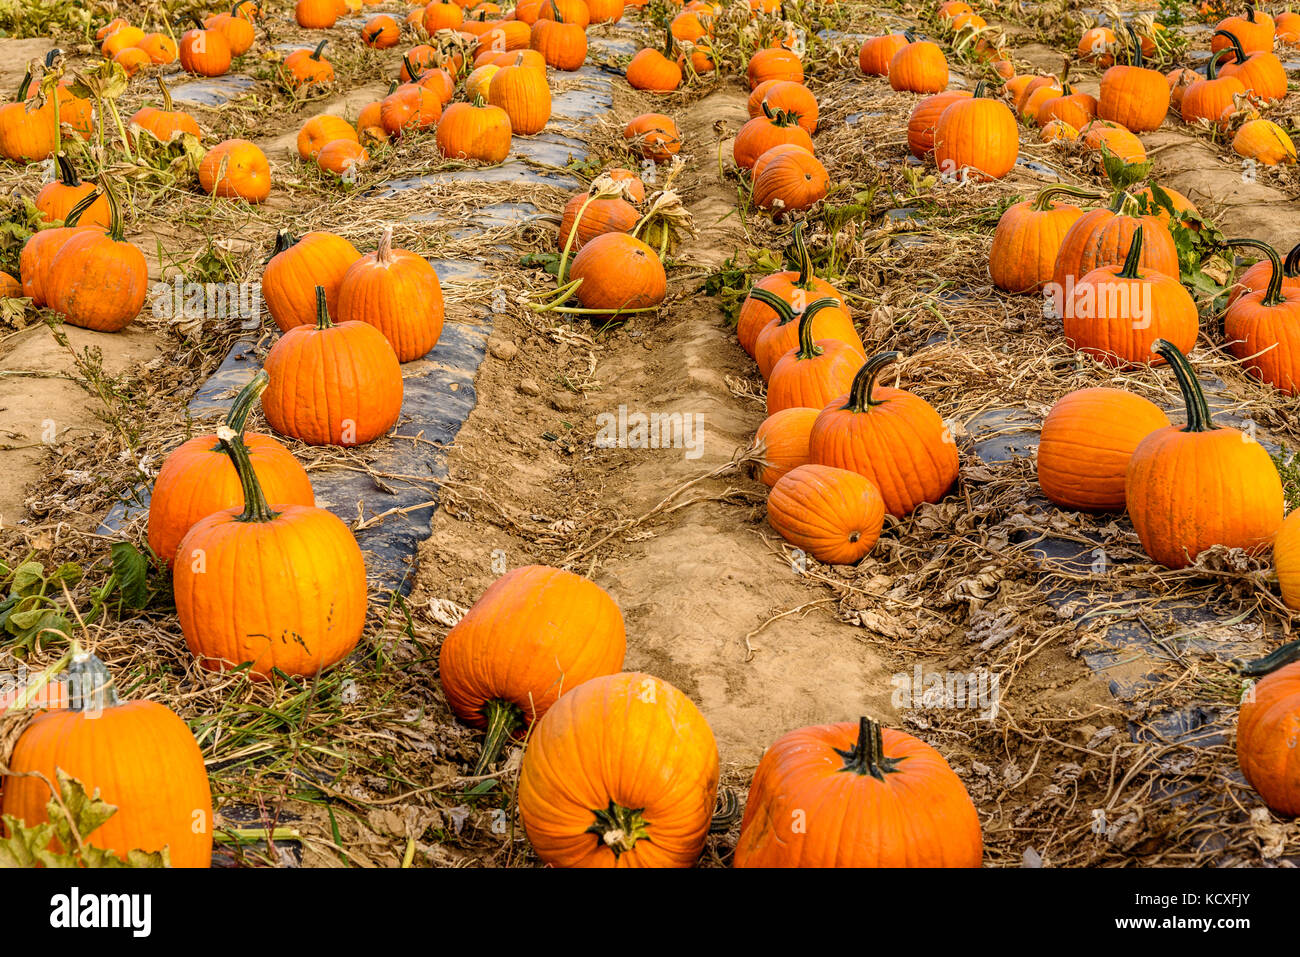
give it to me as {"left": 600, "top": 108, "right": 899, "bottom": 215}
{"left": 1099, "top": 144, "right": 1153, "bottom": 192}
{"left": 109, "top": 542, "right": 149, "bottom": 610}
{"left": 5, "top": 607, "right": 47, "bottom": 632}
{"left": 11, "top": 562, "right": 45, "bottom": 597}
{"left": 50, "top": 562, "right": 82, "bottom": 584}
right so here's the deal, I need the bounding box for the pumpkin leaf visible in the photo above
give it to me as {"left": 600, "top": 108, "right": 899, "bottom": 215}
{"left": 519, "top": 251, "right": 563, "bottom": 276}
{"left": 10, "top": 561, "right": 46, "bottom": 597}
{"left": 1099, "top": 145, "right": 1153, "bottom": 193}
{"left": 109, "top": 541, "right": 149, "bottom": 610}
{"left": 67, "top": 59, "right": 129, "bottom": 101}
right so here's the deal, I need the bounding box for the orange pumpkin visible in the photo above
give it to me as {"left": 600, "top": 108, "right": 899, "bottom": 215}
{"left": 436, "top": 96, "right": 512, "bottom": 162}
{"left": 1236, "top": 638, "right": 1300, "bottom": 816}
{"left": 623, "top": 112, "right": 681, "bottom": 163}
{"left": 178, "top": 23, "right": 232, "bottom": 76}
{"left": 198, "top": 139, "right": 271, "bottom": 202}
{"left": 35, "top": 153, "right": 109, "bottom": 227}
{"left": 889, "top": 40, "right": 948, "bottom": 93}
{"left": 336, "top": 226, "right": 445, "bottom": 362}
{"left": 766, "top": 464, "right": 886, "bottom": 564}
{"left": 262, "top": 230, "right": 362, "bottom": 332}
{"left": 567, "top": 233, "right": 667, "bottom": 313}
{"left": 989, "top": 184, "right": 1097, "bottom": 294}
{"left": 753, "top": 406, "right": 820, "bottom": 487}
{"left": 932, "top": 81, "right": 1019, "bottom": 181}
{"left": 129, "top": 77, "right": 202, "bottom": 144}
{"left": 1223, "top": 238, "right": 1300, "bottom": 393}
{"left": 297, "top": 114, "right": 358, "bottom": 160}
{"left": 858, "top": 32, "right": 909, "bottom": 76}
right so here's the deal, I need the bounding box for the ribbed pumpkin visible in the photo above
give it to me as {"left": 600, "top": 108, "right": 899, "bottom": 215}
{"left": 436, "top": 96, "right": 512, "bottom": 163}
{"left": 317, "top": 139, "right": 366, "bottom": 177}
{"left": 149, "top": 371, "right": 314, "bottom": 566}
{"left": 1, "top": 652, "right": 213, "bottom": 868}
{"left": 1064, "top": 226, "right": 1199, "bottom": 367}
{"left": 750, "top": 292, "right": 861, "bottom": 383}
{"left": 1036, "top": 387, "right": 1171, "bottom": 511}
{"left": 733, "top": 716, "right": 983, "bottom": 867}
{"left": 808, "top": 352, "right": 958, "bottom": 519}
{"left": 752, "top": 147, "right": 828, "bottom": 213}
{"left": 859, "top": 32, "right": 909, "bottom": 76}
{"left": 262, "top": 230, "right": 361, "bottom": 332}
{"left": 1235, "top": 638, "right": 1300, "bottom": 816}
{"left": 888, "top": 40, "right": 948, "bottom": 93}
{"left": 558, "top": 191, "right": 639, "bottom": 251}
{"left": 198, "top": 138, "right": 271, "bottom": 202}
{"left": 767, "top": 464, "right": 885, "bottom": 564}
{"left": 765, "top": 298, "right": 867, "bottom": 415}
{"left": 627, "top": 29, "right": 682, "bottom": 92}
{"left": 733, "top": 103, "right": 814, "bottom": 170}
{"left": 295, "top": 0, "right": 337, "bottom": 28}
{"left": 1125, "top": 339, "right": 1284, "bottom": 569}
{"left": 0, "top": 71, "right": 57, "bottom": 163}
{"left": 1216, "top": 30, "right": 1289, "bottom": 103}
{"left": 44, "top": 181, "right": 147, "bottom": 333}
{"left": 1097, "top": 26, "right": 1171, "bottom": 132}
{"left": 990, "top": 185, "right": 1096, "bottom": 294}
{"left": 1049, "top": 202, "right": 1179, "bottom": 314}
{"left": 1229, "top": 239, "right": 1300, "bottom": 306}
{"left": 173, "top": 424, "right": 367, "bottom": 677}
{"left": 381, "top": 83, "right": 443, "bottom": 135}
{"left": 1080, "top": 119, "right": 1148, "bottom": 163}
{"left": 737, "top": 224, "right": 843, "bottom": 356}
{"left": 1181, "top": 50, "right": 1246, "bottom": 125}
{"left": 440, "top": 565, "right": 626, "bottom": 773}
{"left": 932, "top": 81, "right": 1019, "bottom": 181}
{"left": 297, "top": 114, "right": 357, "bottom": 160}
{"left": 748, "top": 80, "right": 818, "bottom": 134}
{"left": 530, "top": 1, "right": 587, "bottom": 71}
{"left": 19, "top": 191, "right": 100, "bottom": 305}
{"left": 1035, "top": 73, "right": 1098, "bottom": 129}
{"left": 336, "top": 226, "right": 444, "bottom": 362}
{"left": 537, "top": 0, "right": 590, "bottom": 27}
{"left": 906, "top": 90, "right": 971, "bottom": 158}
{"left": 261, "top": 286, "right": 402, "bottom": 446}
{"left": 129, "top": 77, "right": 201, "bottom": 144}
{"left": 179, "top": 22, "right": 231, "bottom": 76}
{"left": 1212, "top": 2, "right": 1276, "bottom": 61}
{"left": 753, "top": 406, "right": 819, "bottom": 487}
{"left": 205, "top": 2, "right": 257, "bottom": 55}
{"left": 567, "top": 233, "right": 667, "bottom": 313}
{"left": 362, "top": 14, "right": 400, "bottom": 48}
{"left": 1223, "top": 238, "right": 1300, "bottom": 394}
{"left": 623, "top": 112, "right": 681, "bottom": 163}
{"left": 1078, "top": 25, "right": 1117, "bottom": 66}
{"left": 517, "top": 672, "right": 719, "bottom": 868}
{"left": 35, "top": 153, "right": 109, "bottom": 227}
{"left": 1276, "top": 515, "right": 1300, "bottom": 608}
{"left": 488, "top": 52, "right": 551, "bottom": 134}
{"left": 1232, "top": 119, "right": 1297, "bottom": 165}
{"left": 747, "top": 47, "right": 803, "bottom": 88}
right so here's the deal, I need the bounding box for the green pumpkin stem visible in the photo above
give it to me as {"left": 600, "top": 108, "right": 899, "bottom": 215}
{"left": 232, "top": 0, "right": 253, "bottom": 15}
{"left": 586, "top": 800, "right": 650, "bottom": 857}
{"left": 217, "top": 422, "right": 277, "bottom": 523}
{"left": 549, "top": 0, "right": 563, "bottom": 23}
{"left": 1234, "top": 636, "right": 1300, "bottom": 677}
{"left": 54, "top": 152, "right": 78, "bottom": 187}
{"left": 66, "top": 650, "right": 121, "bottom": 712}
{"left": 63, "top": 188, "right": 100, "bottom": 227}
{"left": 835, "top": 716, "right": 904, "bottom": 780}
{"left": 157, "top": 75, "right": 175, "bottom": 113}
{"left": 972, "top": 79, "right": 988, "bottom": 99}
{"left": 1206, "top": 47, "right": 1230, "bottom": 79}
{"left": 97, "top": 173, "right": 125, "bottom": 242}
{"left": 16, "top": 69, "right": 32, "bottom": 100}
{"left": 745, "top": 286, "right": 796, "bottom": 326}
{"left": 845, "top": 351, "right": 901, "bottom": 412}
{"left": 313, "top": 284, "right": 333, "bottom": 330}
{"left": 310, "top": 39, "right": 328, "bottom": 62}
{"left": 1284, "top": 241, "right": 1300, "bottom": 278}
{"left": 662, "top": 23, "right": 674, "bottom": 58}
{"left": 1125, "top": 23, "right": 1145, "bottom": 68}
{"left": 270, "top": 228, "right": 297, "bottom": 258}
{"left": 44, "top": 48, "right": 61, "bottom": 70}
{"left": 224, "top": 369, "right": 270, "bottom": 435}
{"left": 1213, "top": 29, "right": 1248, "bottom": 65}
{"left": 1118, "top": 225, "right": 1144, "bottom": 280}
{"left": 794, "top": 298, "right": 838, "bottom": 360}
{"left": 1153, "top": 338, "right": 1213, "bottom": 433}
{"left": 474, "top": 698, "right": 524, "bottom": 775}
{"left": 402, "top": 53, "right": 420, "bottom": 81}
{"left": 1030, "top": 183, "right": 1103, "bottom": 211}
{"left": 1224, "top": 238, "right": 1286, "bottom": 307}
{"left": 791, "top": 221, "right": 816, "bottom": 287}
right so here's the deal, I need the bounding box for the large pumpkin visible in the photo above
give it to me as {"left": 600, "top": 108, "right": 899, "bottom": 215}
{"left": 567, "top": 233, "right": 666, "bottom": 313}
{"left": 439, "top": 565, "right": 626, "bottom": 773}
{"left": 990, "top": 184, "right": 1097, "bottom": 294}
{"left": 198, "top": 138, "right": 271, "bottom": 202}
{"left": 905, "top": 90, "right": 970, "bottom": 158}
{"left": 1223, "top": 238, "right": 1300, "bottom": 394}
{"left": 1, "top": 652, "right": 213, "bottom": 867}
{"left": 436, "top": 96, "right": 512, "bottom": 163}
{"left": 932, "top": 81, "right": 1018, "bottom": 181}
{"left": 733, "top": 716, "right": 983, "bottom": 867}
{"left": 517, "top": 672, "right": 719, "bottom": 867}
{"left": 766, "top": 464, "right": 885, "bottom": 564}
{"left": 262, "top": 229, "right": 362, "bottom": 332}
{"left": 1097, "top": 26, "right": 1171, "bottom": 132}
{"left": 336, "top": 226, "right": 444, "bottom": 362}
{"left": 1125, "top": 339, "right": 1284, "bottom": 569}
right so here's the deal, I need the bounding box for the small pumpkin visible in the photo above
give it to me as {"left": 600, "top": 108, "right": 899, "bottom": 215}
{"left": 558, "top": 190, "right": 640, "bottom": 251}
{"left": 317, "top": 138, "right": 367, "bottom": 177}
{"left": 518, "top": 672, "right": 718, "bottom": 868}
{"left": 932, "top": 80, "right": 1019, "bottom": 181}
{"left": 989, "top": 184, "right": 1097, "bottom": 294}
{"left": 1232, "top": 118, "right": 1297, "bottom": 164}
{"left": 436, "top": 96, "right": 512, "bottom": 163}
{"left": 1229, "top": 239, "right": 1300, "bottom": 306}
{"left": 748, "top": 79, "right": 818, "bottom": 134}
{"left": 753, "top": 406, "right": 820, "bottom": 487}
{"left": 198, "top": 138, "right": 271, "bottom": 203}
{"left": 205, "top": 2, "right": 257, "bottom": 56}
{"left": 752, "top": 146, "right": 829, "bottom": 213}
{"left": 530, "top": 0, "right": 588, "bottom": 71}
{"left": 296, "top": 0, "right": 339, "bottom": 28}
{"left": 129, "top": 77, "right": 201, "bottom": 144}
{"left": 623, "top": 112, "right": 681, "bottom": 163}
{"left": 337, "top": 226, "right": 445, "bottom": 362}
{"left": 261, "top": 286, "right": 404, "bottom": 446}
{"left": 35, "top": 153, "right": 109, "bottom": 227}
{"left": 750, "top": 287, "right": 865, "bottom": 381}
{"left": 1125, "top": 339, "right": 1283, "bottom": 569}
{"left": 859, "top": 32, "right": 910, "bottom": 76}
{"left": 766, "top": 464, "right": 886, "bottom": 565}
{"left": 440, "top": 566, "right": 626, "bottom": 774}
{"left": 747, "top": 47, "right": 803, "bottom": 89}
{"left": 284, "top": 40, "right": 335, "bottom": 90}
{"left": 298, "top": 114, "right": 358, "bottom": 161}
{"left": 423, "top": 1, "right": 465, "bottom": 32}
{"left": 1077, "top": 25, "right": 1118, "bottom": 66}
{"left": 0, "top": 71, "right": 57, "bottom": 163}
{"left": 627, "top": 28, "right": 683, "bottom": 92}
{"left": 567, "top": 233, "right": 667, "bottom": 313}
{"left": 1212, "top": 2, "right": 1276, "bottom": 62}
{"left": 888, "top": 39, "right": 949, "bottom": 93}
{"left": 381, "top": 82, "right": 444, "bottom": 135}
{"left": 733, "top": 716, "right": 983, "bottom": 867}
{"left": 179, "top": 20, "right": 232, "bottom": 76}
{"left": 362, "top": 14, "right": 401, "bottom": 48}
{"left": 19, "top": 190, "right": 101, "bottom": 305}
{"left": 1181, "top": 49, "right": 1247, "bottom": 125}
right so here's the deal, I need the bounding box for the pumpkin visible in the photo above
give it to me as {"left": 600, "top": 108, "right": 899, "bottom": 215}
{"left": 989, "top": 184, "right": 1097, "bottom": 294}
{"left": 568, "top": 233, "right": 667, "bottom": 313}
{"left": 96, "top": 18, "right": 131, "bottom": 40}
{"left": 440, "top": 566, "right": 626, "bottom": 773}
{"left": 753, "top": 407, "right": 819, "bottom": 487}
{"left": 747, "top": 47, "right": 803, "bottom": 89}
{"left": 586, "top": 0, "right": 623, "bottom": 23}
{"left": 748, "top": 80, "right": 818, "bottom": 134}
{"left": 39, "top": 77, "right": 94, "bottom": 143}
{"left": 766, "top": 464, "right": 885, "bottom": 564}
{"left": 1223, "top": 238, "right": 1300, "bottom": 393}
{"left": 752, "top": 146, "right": 828, "bottom": 213}
{"left": 363, "top": 14, "right": 401, "bottom": 48}
{"left": 1019, "top": 80, "right": 1064, "bottom": 123}
{"left": 0, "top": 72, "right": 57, "bottom": 163}
{"left": 1097, "top": 25, "right": 1171, "bottom": 132}
{"left": 1233, "top": 118, "right": 1296, "bottom": 164}
{"left": 604, "top": 167, "right": 646, "bottom": 204}
{"left": 808, "top": 351, "right": 958, "bottom": 519}
{"left": 381, "top": 83, "right": 444, "bottom": 135}
{"left": 1036, "top": 387, "right": 1171, "bottom": 511}
{"left": 296, "top": 0, "right": 339, "bottom": 28}
{"left": 1277, "top": 11, "right": 1300, "bottom": 44}
{"left": 737, "top": 223, "right": 843, "bottom": 356}
{"left": 1049, "top": 201, "right": 1179, "bottom": 313}
{"left": 112, "top": 46, "right": 151, "bottom": 76}
{"left": 465, "top": 64, "right": 502, "bottom": 101}
{"left": 1167, "top": 67, "right": 1200, "bottom": 111}
{"left": 436, "top": 96, "right": 512, "bottom": 162}
{"left": 537, "top": 0, "right": 590, "bottom": 27}
{"left": 262, "top": 286, "right": 403, "bottom": 446}
{"left": 284, "top": 40, "right": 335, "bottom": 89}
{"left": 400, "top": 45, "right": 440, "bottom": 80}
{"left": 1009, "top": 73, "right": 1054, "bottom": 111}
{"left": 530, "top": 1, "right": 588, "bottom": 71}
{"left": 1212, "top": 2, "right": 1276, "bottom": 61}
{"left": 1080, "top": 119, "right": 1148, "bottom": 163}
{"left": 906, "top": 90, "right": 971, "bottom": 158}
{"left": 198, "top": 139, "right": 270, "bottom": 203}
{"left": 734, "top": 103, "right": 814, "bottom": 170}
{"left": 35, "top": 153, "right": 109, "bottom": 227}
{"left": 1229, "top": 239, "right": 1300, "bottom": 306}
{"left": 1181, "top": 50, "right": 1247, "bottom": 125}
{"left": 517, "top": 672, "right": 719, "bottom": 868}
{"left": 1125, "top": 339, "right": 1283, "bottom": 569}
{"left": 148, "top": 371, "right": 314, "bottom": 566}
{"left": 1235, "top": 638, "right": 1300, "bottom": 815}
{"left": 1078, "top": 26, "right": 1118, "bottom": 66}
{"left": 1215, "top": 29, "right": 1288, "bottom": 102}
{"left": 859, "top": 32, "right": 909, "bottom": 76}
{"left": 298, "top": 114, "right": 358, "bottom": 161}
{"left": 477, "top": 21, "right": 533, "bottom": 58}
{"left": 1035, "top": 69, "right": 1098, "bottom": 129}
{"left": 416, "top": 67, "right": 457, "bottom": 105}
{"left": 179, "top": 22, "right": 232, "bottom": 76}
{"left": 733, "top": 716, "right": 983, "bottom": 867}
{"left": 317, "top": 139, "right": 367, "bottom": 177}
{"left": 627, "top": 29, "right": 683, "bottom": 92}
{"left": 45, "top": 181, "right": 148, "bottom": 333}
{"left": 488, "top": 53, "right": 551, "bottom": 134}
{"left": 337, "top": 226, "right": 444, "bottom": 362}
{"left": 0, "top": 272, "right": 20, "bottom": 298}
{"left": 888, "top": 40, "right": 949, "bottom": 93}
{"left": 263, "top": 230, "right": 361, "bottom": 332}
{"left": 670, "top": 10, "right": 709, "bottom": 43}
{"left": 750, "top": 288, "right": 865, "bottom": 380}
{"left": 932, "top": 81, "right": 1019, "bottom": 181}
{"left": 1064, "top": 226, "right": 1199, "bottom": 367}
{"left": 19, "top": 191, "right": 101, "bottom": 305}
{"left": 558, "top": 191, "right": 639, "bottom": 251}
{"left": 101, "top": 25, "right": 145, "bottom": 58}
{"left": 1133, "top": 182, "right": 1199, "bottom": 227}
{"left": 129, "top": 77, "right": 201, "bottom": 144}
{"left": 1, "top": 652, "right": 213, "bottom": 868}
{"left": 174, "top": 423, "right": 367, "bottom": 677}
{"left": 205, "top": 2, "right": 257, "bottom": 56}
{"left": 1040, "top": 119, "right": 1080, "bottom": 143}
{"left": 765, "top": 297, "right": 867, "bottom": 415}
{"left": 423, "top": 1, "right": 465, "bottom": 32}
{"left": 623, "top": 112, "right": 681, "bottom": 163}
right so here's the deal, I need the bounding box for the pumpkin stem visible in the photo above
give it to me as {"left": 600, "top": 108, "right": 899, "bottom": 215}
{"left": 1283, "top": 241, "right": 1300, "bottom": 278}
{"left": 313, "top": 284, "right": 333, "bottom": 330}
{"left": 972, "top": 79, "right": 988, "bottom": 99}
{"left": 54, "top": 151, "right": 78, "bottom": 187}
{"left": 549, "top": 0, "right": 563, "bottom": 23}
{"left": 746, "top": 286, "right": 796, "bottom": 326}
{"left": 1029, "top": 184, "right": 1103, "bottom": 211}
{"left": 1206, "top": 47, "right": 1230, "bottom": 79}
{"left": 16, "top": 69, "right": 32, "bottom": 101}
{"left": 1234, "top": 636, "right": 1300, "bottom": 676}
{"left": 1152, "top": 339, "right": 1213, "bottom": 433}
{"left": 8, "top": 646, "right": 75, "bottom": 712}
{"left": 96, "top": 173, "right": 125, "bottom": 242}
{"left": 1118, "top": 225, "right": 1144, "bottom": 280}
{"left": 790, "top": 221, "right": 816, "bottom": 287}
{"left": 66, "top": 650, "right": 121, "bottom": 712}
{"left": 1124, "top": 23, "right": 1144, "bottom": 68}
{"left": 224, "top": 369, "right": 270, "bottom": 435}
{"left": 471, "top": 92, "right": 487, "bottom": 108}
{"left": 310, "top": 39, "right": 328, "bottom": 62}
{"left": 270, "top": 228, "right": 297, "bottom": 259}
{"left": 232, "top": 0, "right": 253, "bottom": 15}
{"left": 474, "top": 698, "right": 524, "bottom": 775}
{"left": 1245, "top": 1, "right": 1257, "bottom": 23}
{"left": 218, "top": 423, "right": 278, "bottom": 523}
{"left": 157, "top": 75, "right": 175, "bottom": 113}
{"left": 375, "top": 226, "right": 395, "bottom": 265}
{"left": 662, "top": 23, "right": 674, "bottom": 58}
{"left": 845, "top": 351, "right": 901, "bottom": 412}
{"left": 1213, "top": 29, "right": 1248, "bottom": 65}
{"left": 835, "top": 716, "right": 904, "bottom": 780}
{"left": 794, "top": 298, "right": 838, "bottom": 360}
{"left": 44, "top": 48, "right": 62, "bottom": 70}
{"left": 63, "top": 188, "right": 100, "bottom": 227}
{"left": 1224, "top": 238, "right": 1286, "bottom": 307}
{"left": 586, "top": 801, "right": 650, "bottom": 857}
{"left": 402, "top": 53, "right": 420, "bottom": 81}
